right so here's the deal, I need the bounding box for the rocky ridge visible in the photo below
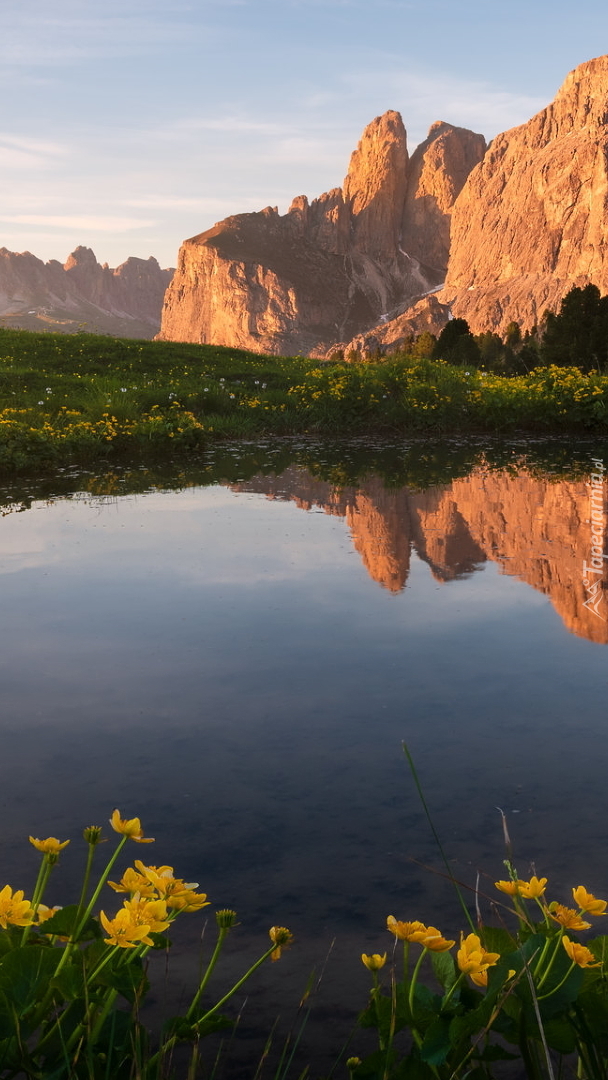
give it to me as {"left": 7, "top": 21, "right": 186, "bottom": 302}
{"left": 0, "top": 246, "right": 174, "bottom": 338}
{"left": 158, "top": 115, "right": 485, "bottom": 355}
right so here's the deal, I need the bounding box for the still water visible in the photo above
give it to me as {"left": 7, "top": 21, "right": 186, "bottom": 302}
{"left": 0, "top": 440, "right": 606, "bottom": 1071}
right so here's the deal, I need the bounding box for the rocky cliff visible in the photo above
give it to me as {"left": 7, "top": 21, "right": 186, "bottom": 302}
{"left": 158, "top": 114, "right": 485, "bottom": 355}
{"left": 0, "top": 246, "right": 173, "bottom": 338}
{"left": 438, "top": 55, "right": 608, "bottom": 335}
{"left": 230, "top": 466, "right": 608, "bottom": 645}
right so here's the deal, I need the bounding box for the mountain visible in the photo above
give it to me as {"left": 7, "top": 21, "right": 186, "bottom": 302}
{"left": 158, "top": 114, "right": 485, "bottom": 355}
{"left": 0, "top": 246, "right": 174, "bottom": 338}
{"left": 229, "top": 466, "right": 608, "bottom": 645}
{"left": 440, "top": 55, "right": 608, "bottom": 335}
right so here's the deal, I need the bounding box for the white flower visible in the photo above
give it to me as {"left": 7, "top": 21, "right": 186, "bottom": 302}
{"left": 254, "top": 380, "right": 259, "bottom": 385}
{"left": 229, "top": 394, "right": 235, "bottom": 399}
{"left": 120, "top": 387, "right": 127, "bottom": 392}
{"left": 38, "top": 400, "right": 44, "bottom": 405}
{"left": 45, "top": 387, "right": 52, "bottom": 392}
{"left": 203, "top": 388, "right": 209, "bottom": 392}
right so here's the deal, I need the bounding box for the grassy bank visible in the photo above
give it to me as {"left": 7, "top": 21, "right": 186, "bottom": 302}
{"left": 0, "top": 327, "right": 607, "bottom": 471}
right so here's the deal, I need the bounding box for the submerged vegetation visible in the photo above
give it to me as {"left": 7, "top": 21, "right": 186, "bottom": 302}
{"left": 0, "top": 322, "right": 607, "bottom": 472}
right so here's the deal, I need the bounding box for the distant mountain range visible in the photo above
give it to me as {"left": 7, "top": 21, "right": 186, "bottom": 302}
{"left": 0, "top": 245, "right": 173, "bottom": 339}
{"left": 157, "top": 54, "right": 608, "bottom": 357}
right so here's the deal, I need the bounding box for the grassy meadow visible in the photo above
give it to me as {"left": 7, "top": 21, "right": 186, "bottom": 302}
{"left": 0, "top": 327, "right": 607, "bottom": 471}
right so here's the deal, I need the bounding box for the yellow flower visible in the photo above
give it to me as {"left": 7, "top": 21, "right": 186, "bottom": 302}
{"left": 518, "top": 877, "right": 547, "bottom": 899}
{"left": 29, "top": 837, "right": 70, "bottom": 854}
{"left": 99, "top": 908, "right": 154, "bottom": 948}
{"left": 165, "top": 889, "right": 210, "bottom": 913}
{"left": 269, "top": 926, "right": 293, "bottom": 961}
{"left": 108, "top": 867, "right": 157, "bottom": 897}
{"left": 562, "top": 935, "right": 601, "bottom": 968}
{"left": 134, "top": 862, "right": 199, "bottom": 901}
{"left": 549, "top": 904, "right": 592, "bottom": 930}
{"left": 386, "top": 917, "right": 429, "bottom": 942}
{"left": 495, "top": 880, "right": 521, "bottom": 896}
{"left": 0, "top": 885, "right": 35, "bottom": 928}
{"left": 36, "top": 904, "right": 62, "bottom": 924}
{"left": 361, "top": 953, "right": 387, "bottom": 971}
{"left": 418, "top": 926, "right": 455, "bottom": 952}
{"left": 572, "top": 886, "right": 607, "bottom": 916}
{"left": 109, "top": 810, "right": 154, "bottom": 843}
{"left": 456, "top": 933, "right": 500, "bottom": 981}
{"left": 122, "top": 896, "right": 171, "bottom": 933}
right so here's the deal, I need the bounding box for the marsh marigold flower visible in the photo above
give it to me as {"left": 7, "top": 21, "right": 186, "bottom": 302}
{"left": 29, "top": 837, "right": 70, "bottom": 855}
{"left": 109, "top": 810, "right": 154, "bottom": 843}
{"left": 549, "top": 903, "right": 592, "bottom": 930}
{"left": 457, "top": 933, "right": 500, "bottom": 982}
{"left": 269, "top": 926, "right": 293, "bottom": 961}
{"left": 495, "top": 876, "right": 546, "bottom": 898}
{"left": 419, "top": 926, "right": 455, "bottom": 952}
{"left": 122, "top": 896, "right": 171, "bottom": 933}
{"left": 0, "top": 885, "right": 35, "bottom": 928}
{"left": 518, "top": 877, "right": 547, "bottom": 899}
{"left": 572, "top": 886, "right": 607, "bottom": 916}
{"left": 36, "top": 905, "right": 62, "bottom": 925}
{"left": 562, "top": 935, "right": 601, "bottom": 968}
{"left": 108, "top": 867, "right": 156, "bottom": 897}
{"left": 386, "top": 917, "right": 428, "bottom": 942}
{"left": 361, "top": 953, "right": 387, "bottom": 971}
{"left": 99, "top": 908, "right": 154, "bottom": 948}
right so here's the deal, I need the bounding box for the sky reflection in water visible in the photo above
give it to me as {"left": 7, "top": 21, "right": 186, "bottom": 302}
{"left": 0, "top": 447, "right": 606, "bottom": 1069}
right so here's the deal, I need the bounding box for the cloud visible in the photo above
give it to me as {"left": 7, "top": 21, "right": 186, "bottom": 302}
{"left": 0, "top": 215, "right": 156, "bottom": 232}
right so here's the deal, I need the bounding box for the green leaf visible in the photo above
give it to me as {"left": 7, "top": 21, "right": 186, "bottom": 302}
{"left": 420, "top": 1016, "right": 451, "bottom": 1066}
{"left": 50, "top": 964, "right": 85, "bottom": 1002}
{"left": 96, "top": 959, "right": 149, "bottom": 1005}
{"left": 39, "top": 904, "right": 101, "bottom": 941}
{"left": 350, "top": 1049, "right": 397, "bottom": 1080}
{"left": 586, "top": 935, "right": 608, "bottom": 970}
{"left": 480, "top": 926, "right": 517, "bottom": 956}
{"left": 477, "top": 1044, "right": 519, "bottom": 1062}
{"left": 542, "top": 1017, "right": 577, "bottom": 1054}
{"left": 431, "top": 950, "right": 456, "bottom": 991}
{"left": 0, "top": 945, "right": 58, "bottom": 1015}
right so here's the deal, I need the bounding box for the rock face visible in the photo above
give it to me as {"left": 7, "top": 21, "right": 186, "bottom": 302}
{"left": 230, "top": 465, "right": 608, "bottom": 645}
{"left": 440, "top": 55, "right": 608, "bottom": 334}
{"left": 158, "top": 115, "right": 485, "bottom": 355}
{"left": 0, "top": 246, "right": 173, "bottom": 338}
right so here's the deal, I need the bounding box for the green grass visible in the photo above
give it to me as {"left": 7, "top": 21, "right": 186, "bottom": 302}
{"left": 0, "top": 327, "right": 607, "bottom": 472}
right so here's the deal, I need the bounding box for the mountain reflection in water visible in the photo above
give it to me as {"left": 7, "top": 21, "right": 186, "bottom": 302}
{"left": 231, "top": 465, "right": 607, "bottom": 644}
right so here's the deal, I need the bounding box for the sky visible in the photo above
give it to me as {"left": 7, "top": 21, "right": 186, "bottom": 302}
{"left": 2, "top": 0, "right": 608, "bottom": 269}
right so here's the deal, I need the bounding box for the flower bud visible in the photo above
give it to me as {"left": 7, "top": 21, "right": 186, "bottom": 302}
{"left": 346, "top": 1059, "right": 362, "bottom": 1071}
{"left": 216, "top": 909, "right": 238, "bottom": 929}
{"left": 83, "top": 826, "right": 104, "bottom": 846}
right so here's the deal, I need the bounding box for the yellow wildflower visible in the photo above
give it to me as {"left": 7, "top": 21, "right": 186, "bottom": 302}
{"left": 99, "top": 908, "right": 154, "bottom": 948}
{"left": 549, "top": 904, "right": 592, "bottom": 930}
{"left": 418, "top": 926, "right": 455, "bottom": 952}
{"left": 456, "top": 933, "right": 500, "bottom": 982}
{"left": 495, "top": 880, "right": 521, "bottom": 896}
{"left": 0, "top": 885, "right": 35, "bottom": 928}
{"left": 165, "top": 889, "right": 210, "bottom": 912}
{"left": 386, "top": 917, "right": 429, "bottom": 942}
{"left": 572, "top": 886, "right": 607, "bottom": 916}
{"left": 36, "top": 905, "right": 62, "bottom": 925}
{"left": 109, "top": 810, "right": 154, "bottom": 843}
{"left": 518, "top": 876, "right": 547, "bottom": 899}
{"left": 361, "top": 953, "right": 387, "bottom": 971}
{"left": 269, "top": 926, "right": 293, "bottom": 961}
{"left": 108, "top": 867, "right": 157, "bottom": 897}
{"left": 562, "top": 935, "right": 601, "bottom": 968}
{"left": 134, "top": 862, "right": 198, "bottom": 900}
{"left": 29, "top": 837, "right": 70, "bottom": 854}
{"left": 122, "top": 896, "right": 171, "bottom": 933}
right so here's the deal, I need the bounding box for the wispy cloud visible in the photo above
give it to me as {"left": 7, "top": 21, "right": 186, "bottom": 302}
{"left": 0, "top": 215, "right": 156, "bottom": 232}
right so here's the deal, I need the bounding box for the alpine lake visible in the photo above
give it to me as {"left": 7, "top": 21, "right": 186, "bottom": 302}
{"left": 1, "top": 436, "right": 607, "bottom": 1075}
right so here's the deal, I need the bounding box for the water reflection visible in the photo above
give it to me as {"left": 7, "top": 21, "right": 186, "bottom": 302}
{"left": 0, "top": 440, "right": 606, "bottom": 1073}
{"left": 230, "top": 465, "right": 607, "bottom": 643}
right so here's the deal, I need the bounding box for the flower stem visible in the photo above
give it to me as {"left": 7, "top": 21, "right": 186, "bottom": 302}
{"left": 186, "top": 927, "right": 229, "bottom": 1021}
{"left": 408, "top": 947, "right": 428, "bottom": 1020}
